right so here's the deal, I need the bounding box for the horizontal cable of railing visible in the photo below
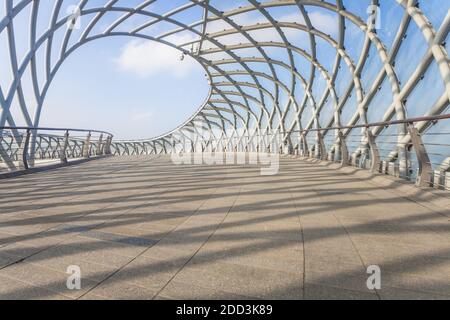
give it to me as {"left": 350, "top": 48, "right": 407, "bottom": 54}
{"left": 111, "top": 114, "right": 450, "bottom": 144}
{"left": 0, "top": 126, "right": 115, "bottom": 172}
{"left": 292, "top": 113, "right": 450, "bottom": 134}
{"left": 0, "top": 126, "right": 113, "bottom": 137}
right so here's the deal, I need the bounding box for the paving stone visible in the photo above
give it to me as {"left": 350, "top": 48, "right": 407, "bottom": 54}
{"left": 175, "top": 257, "right": 303, "bottom": 300}
{"left": 0, "top": 275, "right": 70, "bottom": 300}
{"left": 107, "top": 255, "right": 185, "bottom": 291}
{"left": 0, "top": 262, "right": 97, "bottom": 299}
{"left": 378, "top": 286, "right": 450, "bottom": 300}
{"left": 304, "top": 284, "right": 378, "bottom": 300}
{"left": 0, "top": 253, "right": 20, "bottom": 269}
{"left": 157, "top": 280, "right": 259, "bottom": 300}
{"left": 197, "top": 237, "right": 304, "bottom": 274}
{"left": 0, "top": 156, "right": 448, "bottom": 300}
{"left": 86, "top": 278, "right": 157, "bottom": 300}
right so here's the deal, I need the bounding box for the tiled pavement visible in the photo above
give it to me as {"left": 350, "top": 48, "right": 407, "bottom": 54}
{"left": 0, "top": 155, "right": 449, "bottom": 300}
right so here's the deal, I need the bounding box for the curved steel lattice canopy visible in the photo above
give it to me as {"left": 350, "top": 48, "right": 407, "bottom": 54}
{"left": 0, "top": 0, "right": 450, "bottom": 164}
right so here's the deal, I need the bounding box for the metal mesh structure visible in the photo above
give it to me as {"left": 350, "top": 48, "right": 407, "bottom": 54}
{"left": 1, "top": 1, "right": 450, "bottom": 176}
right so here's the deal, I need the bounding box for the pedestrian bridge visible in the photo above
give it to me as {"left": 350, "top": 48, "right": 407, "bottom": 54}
{"left": 0, "top": 0, "right": 449, "bottom": 300}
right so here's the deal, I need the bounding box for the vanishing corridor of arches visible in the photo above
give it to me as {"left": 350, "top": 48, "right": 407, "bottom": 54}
{"left": 0, "top": 0, "right": 449, "bottom": 178}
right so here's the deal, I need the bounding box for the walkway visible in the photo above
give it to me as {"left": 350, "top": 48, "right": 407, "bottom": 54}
{"left": 0, "top": 155, "right": 449, "bottom": 300}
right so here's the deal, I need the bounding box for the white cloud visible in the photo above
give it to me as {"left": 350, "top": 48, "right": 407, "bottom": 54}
{"left": 115, "top": 10, "right": 340, "bottom": 76}
{"left": 204, "top": 10, "right": 339, "bottom": 49}
{"left": 268, "top": 11, "right": 339, "bottom": 38}
{"left": 130, "top": 110, "right": 153, "bottom": 122}
{"left": 309, "top": 11, "right": 339, "bottom": 38}
{"left": 115, "top": 35, "right": 199, "bottom": 79}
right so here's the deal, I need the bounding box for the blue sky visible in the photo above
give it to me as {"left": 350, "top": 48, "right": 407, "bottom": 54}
{"left": 40, "top": 36, "right": 210, "bottom": 140}
{"left": 0, "top": 0, "right": 448, "bottom": 140}
{"left": 0, "top": 0, "right": 210, "bottom": 139}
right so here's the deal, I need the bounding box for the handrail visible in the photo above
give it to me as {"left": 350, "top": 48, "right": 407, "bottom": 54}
{"left": 107, "top": 114, "right": 450, "bottom": 190}
{"left": 110, "top": 114, "right": 450, "bottom": 144}
{"left": 296, "top": 113, "right": 450, "bottom": 133}
{"left": 0, "top": 126, "right": 114, "bottom": 171}
{"left": 0, "top": 126, "right": 114, "bottom": 136}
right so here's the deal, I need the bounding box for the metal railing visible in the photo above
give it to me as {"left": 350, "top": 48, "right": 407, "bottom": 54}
{"left": 2, "top": 115, "right": 449, "bottom": 191}
{"left": 0, "top": 127, "right": 114, "bottom": 173}
{"left": 289, "top": 114, "right": 450, "bottom": 190}
{"left": 109, "top": 114, "right": 450, "bottom": 191}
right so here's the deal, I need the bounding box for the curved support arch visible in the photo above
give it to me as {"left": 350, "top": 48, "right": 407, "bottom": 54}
{"left": 0, "top": 0, "right": 448, "bottom": 174}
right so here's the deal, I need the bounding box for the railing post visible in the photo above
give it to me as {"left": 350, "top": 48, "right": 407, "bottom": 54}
{"left": 0, "top": 132, "right": 17, "bottom": 171}
{"left": 285, "top": 133, "right": 293, "bottom": 155}
{"left": 17, "top": 129, "right": 31, "bottom": 170}
{"left": 338, "top": 130, "right": 348, "bottom": 167}
{"left": 409, "top": 126, "right": 432, "bottom": 188}
{"left": 398, "top": 143, "right": 409, "bottom": 179}
{"left": 445, "top": 172, "right": 450, "bottom": 191}
{"left": 300, "top": 133, "right": 308, "bottom": 157}
{"left": 366, "top": 129, "right": 381, "bottom": 173}
{"left": 143, "top": 142, "right": 148, "bottom": 155}
{"left": 104, "top": 136, "right": 112, "bottom": 155}
{"left": 96, "top": 134, "right": 104, "bottom": 156}
{"left": 60, "top": 130, "right": 69, "bottom": 164}
{"left": 317, "top": 132, "right": 327, "bottom": 160}
{"left": 82, "top": 131, "right": 91, "bottom": 158}
{"left": 314, "top": 133, "right": 320, "bottom": 159}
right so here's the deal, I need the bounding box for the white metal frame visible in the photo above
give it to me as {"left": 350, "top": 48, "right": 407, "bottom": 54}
{"left": 0, "top": 0, "right": 449, "bottom": 168}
